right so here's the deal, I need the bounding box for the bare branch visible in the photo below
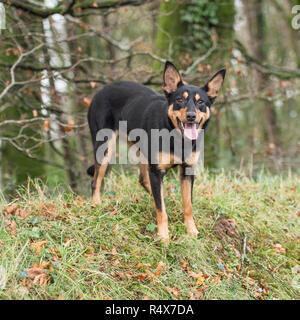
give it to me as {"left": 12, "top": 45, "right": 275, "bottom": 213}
{"left": 0, "top": 43, "right": 44, "bottom": 101}
{"left": 234, "top": 39, "right": 300, "bottom": 79}
{"left": 3, "top": 0, "right": 153, "bottom": 18}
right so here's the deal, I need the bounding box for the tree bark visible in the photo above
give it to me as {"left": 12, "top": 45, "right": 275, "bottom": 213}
{"left": 243, "top": 0, "right": 281, "bottom": 150}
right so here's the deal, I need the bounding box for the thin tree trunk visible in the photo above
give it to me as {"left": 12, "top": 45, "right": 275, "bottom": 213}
{"left": 153, "top": 0, "right": 186, "bottom": 69}
{"left": 42, "top": 41, "right": 78, "bottom": 191}
{"left": 243, "top": 0, "right": 281, "bottom": 150}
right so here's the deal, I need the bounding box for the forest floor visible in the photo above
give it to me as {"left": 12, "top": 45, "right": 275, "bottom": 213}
{"left": 0, "top": 170, "right": 299, "bottom": 300}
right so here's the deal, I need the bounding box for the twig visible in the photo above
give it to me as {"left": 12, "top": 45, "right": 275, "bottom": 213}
{"left": 0, "top": 43, "right": 44, "bottom": 101}
{"left": 240, "top": 233, "right": 247, "bottom": 276}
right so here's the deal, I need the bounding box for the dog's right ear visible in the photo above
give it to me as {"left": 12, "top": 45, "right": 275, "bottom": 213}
{"left": 163, "top": 61, "right": 183, "bottom": 94}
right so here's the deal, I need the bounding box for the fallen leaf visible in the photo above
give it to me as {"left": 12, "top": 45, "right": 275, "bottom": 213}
{"left": 10, "top": 221, "right": 17, "bottom": 236}
{"left": 40, "top": 261, "right": 50, "bottom": 269}
{"left": 136, "top": 262, "right": 151, "bottom": 268}
{"left": 24, "top": 268, "right": 48, "bottom": 286}
{"left": 155, "top": 261, "right": 165, "bottom": 277}
{"left": 49, "top": 247, "right": 59, "bottom": 254}
{"left": 181, "top": 260, "right": 188, "bottom": 269}
{"left": 5, "top": 203, "right": 18, "bottom": 215}
{"left": 253, "top": 291, "right": 264, "bottom": 300}
{"left": 272, "top": 243, "right": 286, "bottom": 254}
{"left": 31, "top": 241, "right": 47, "bottom": 255}
{"left": 15, "top": 209, "right": 28, "bottom": 219}
{"left": 137, "top": 273, "right": 147, "bottom": 280}
{"left": 167, "top": 286, "right": 180, "bottom": 298}
{"left": 189, "top": 291, "right": 203, "bottom": 300}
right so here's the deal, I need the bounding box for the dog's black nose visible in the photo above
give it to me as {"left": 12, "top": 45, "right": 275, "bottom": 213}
{"left": 186, "top": 112, "right": 196, "bottom": 122}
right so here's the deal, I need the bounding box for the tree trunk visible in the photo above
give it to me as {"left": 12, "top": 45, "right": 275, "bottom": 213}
{"left": 153, "top": 0, "right": 186, "bottom": 69}
{"left": 42, "top": 33, "right": 78, "bottom": 192}
{"left": 243, "top": 0, "right": 281, "bottom": 150}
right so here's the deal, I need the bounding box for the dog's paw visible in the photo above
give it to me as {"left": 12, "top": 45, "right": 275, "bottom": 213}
{"left": 157, "top": 227, "right": 169, "bottom": 245}
{"left": 91, "top": 197, "right": 101, "bottom": 206}
{"left": 158, "top": 234, "right": 169, "bottom": 245}
{"left": 185, "top": 221, "right": 199, "bottom": 238}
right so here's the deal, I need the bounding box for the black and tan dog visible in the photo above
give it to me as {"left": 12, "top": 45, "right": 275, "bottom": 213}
{"left": 87, "top": 61, "right": 225, "bottom": 243}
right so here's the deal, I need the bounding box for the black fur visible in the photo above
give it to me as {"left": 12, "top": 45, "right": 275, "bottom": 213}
{"left": 87, "top": 165, "right": 95, "bottom": 177}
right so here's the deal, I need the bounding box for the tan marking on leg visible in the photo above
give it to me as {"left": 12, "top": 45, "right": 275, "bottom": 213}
{"left": 92, "top": 132, "right": 117, "bottom": 205}
{"left": 92, "top": 163, "right": 101, "bottom": 205}
{"left": 92, "top": 162, "right": 108, "bottom": 205}
{"left": 155, "top": 185, "right": 169, "bottom": 244}
{"left": 139, "top": 163, "right": 151, "bottom": 193}
{"left": 180, "top": 167, "right": 198, "bottom": 237}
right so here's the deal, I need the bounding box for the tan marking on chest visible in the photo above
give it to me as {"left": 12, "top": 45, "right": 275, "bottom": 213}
{"left": 185, "top": 151, "right": 200, "bottom": 167}
{"left": 158, "top": 152, "right": 181, "bottom": 171}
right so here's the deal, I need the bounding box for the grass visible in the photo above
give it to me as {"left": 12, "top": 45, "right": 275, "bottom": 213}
{"left": 0, "top": 169, "right": 299, "bottom": 300}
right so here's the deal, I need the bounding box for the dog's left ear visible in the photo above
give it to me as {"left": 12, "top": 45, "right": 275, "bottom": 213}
{"left": 163, "top": 61, "right": 183, "bottom": 94}
{"left": 202, "top": 68, "right": 226, "bottom": 102}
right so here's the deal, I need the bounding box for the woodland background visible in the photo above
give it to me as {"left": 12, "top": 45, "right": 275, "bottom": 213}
{"left": 0, "top": 0, "right": 299, "bottom": 196}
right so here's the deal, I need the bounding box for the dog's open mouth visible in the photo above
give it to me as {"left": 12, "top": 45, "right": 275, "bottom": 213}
{"left": 177, "top": 119, "right": 202, "bottom": 140}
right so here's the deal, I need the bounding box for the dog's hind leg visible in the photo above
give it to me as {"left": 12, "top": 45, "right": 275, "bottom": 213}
{"left": 139, "top": 163, "right": 151, "bottom": 193}
{"left": 92, "top": 131, "right": 117, "bottom": 205}
{"left": 148, "top": 167, "right": 169, "bottom": 244}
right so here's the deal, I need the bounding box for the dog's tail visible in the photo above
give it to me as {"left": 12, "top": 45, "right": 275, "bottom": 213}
{"left": 87, "top": 165, "right": 95, "bottom": 177}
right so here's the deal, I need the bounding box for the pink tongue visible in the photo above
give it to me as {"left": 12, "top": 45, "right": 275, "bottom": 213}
{"left": 183, "top": 123, "right": 198, "bottom": 140}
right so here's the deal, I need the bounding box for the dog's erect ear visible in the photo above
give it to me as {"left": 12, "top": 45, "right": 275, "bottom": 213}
{"left": 163, "top": 61, "right": 183, "bottom": 94}
{"left": 202, "top": 68, "right": 226, "bottom": 102}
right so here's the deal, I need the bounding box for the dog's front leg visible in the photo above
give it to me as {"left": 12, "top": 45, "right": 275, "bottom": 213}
{"left": 180, "top": 166, "right": 199, "bottom": 238}
{"left": 148, "top": 167, "right": 169, "bottom": 244}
